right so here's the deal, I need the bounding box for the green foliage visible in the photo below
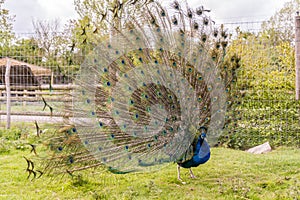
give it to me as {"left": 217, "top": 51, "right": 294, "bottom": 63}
{"left": 30, "top": 19, "right": 82, "bottom": 79}
{"left": 261, "top": 0, "right": 300, "bottom": 43}
{"left": 0, "top": 0, "right": 15, "bottom": 48}
{"left": 0, "top": 127, "right": 22, "bottom": 140}
{"left": 0, "top": 138, "right": 10, "bottom": 154}
{"left": 220, "top": 26, "right": 299, "bottom": 149}
{"left": 74, "top": 0, "right": 153, "bottom": 30}
{"left": 8, "top": 38, "right": 44, "bottom": 65}
{"left": 72, "top": 0, "right": 154, "bottom": 56}
{"left": 229, "top": 31, "right": 295, "bottom": 92}
{"left": 0, "top": 126, "right": 41, "bottom": 153}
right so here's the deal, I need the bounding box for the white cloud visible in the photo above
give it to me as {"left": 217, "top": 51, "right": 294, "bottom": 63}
{"left": 190, "top": 0, "right": 290, "bottom": 23}
{"left": 36, "top": 0, "right": 77, "bottom": 20}
{"left": 3, "top": 0, "right": 291, "bottom": 33}
{"left": 4, "top": 0, "right": 77, "bottom": 33}
{"left": 4, "top": 0, "right": 43, "bottom": 32}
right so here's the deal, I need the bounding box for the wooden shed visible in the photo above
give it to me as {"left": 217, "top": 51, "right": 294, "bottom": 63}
{"left": 0, "top": 57, "right": 52, "bottom": 86}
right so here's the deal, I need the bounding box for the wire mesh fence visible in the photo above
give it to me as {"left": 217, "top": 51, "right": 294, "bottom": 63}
{"left": 220, "top": 20, "right": 300, "bottom": 148}
{"left": 0, "top": 20, "right": 299, "bottom": 148}
{"left": 0, "top": 31, "right": 78, "bottom": 126}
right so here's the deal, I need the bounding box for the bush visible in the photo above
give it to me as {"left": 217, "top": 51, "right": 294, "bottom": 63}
{"left": 0, "top": 138, "right": 10, "bottom": 154}
{"left": 0, "top": 127, "right": 31, "bottom": 152}
{"left": 0, "top": 127, "right": 23, "bottom": 141}
{"left": 219, "top": 91, "right": 300, "bottom": 149}
{"left": 219, "top": 32, "right": 299, "bottom": 149}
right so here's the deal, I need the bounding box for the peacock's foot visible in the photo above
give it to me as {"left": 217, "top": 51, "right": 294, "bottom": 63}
{"left": 177, "top": 176, "right": 185, "bottom": 184}
{"left": 189, "top": 168, "right": 196, "bottom": 179}
{"left": 190, "top": 174, "right": 197, "bottom": 179}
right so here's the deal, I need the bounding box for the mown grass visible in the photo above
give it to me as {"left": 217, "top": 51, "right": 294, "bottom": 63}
{"left": 0, "top": 143, "right": 299, "bottom": 200}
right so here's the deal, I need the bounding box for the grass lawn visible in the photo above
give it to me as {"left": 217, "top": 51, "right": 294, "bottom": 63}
{"left": 0, "top": 145, "right": 299, "bottom": 200}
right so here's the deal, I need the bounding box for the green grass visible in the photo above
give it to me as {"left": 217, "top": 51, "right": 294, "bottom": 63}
{"left": 0, "top": 145, "right": 299, "bottom": 200}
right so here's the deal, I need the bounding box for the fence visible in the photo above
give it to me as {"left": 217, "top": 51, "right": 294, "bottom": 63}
{"left": 219, "top": 18, "right": 300, "bottom": 148}
{"left": 296, "top": 15, "right": 300, "bottom": 100}
{"left": 0, "top": 84, "right": 74, "bottom": 115}
{"left": 0, "top": 19, "right": 299, "bottom": 148}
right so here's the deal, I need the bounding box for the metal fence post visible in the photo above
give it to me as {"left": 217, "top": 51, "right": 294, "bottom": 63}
{"left": 5, "top": 59, "right": 11, "bottom": 129}
{"left": 296, "top": 14, "right": 300, "bottom": 100}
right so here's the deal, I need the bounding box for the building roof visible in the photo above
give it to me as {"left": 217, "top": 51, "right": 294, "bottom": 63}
{"left": 0, "top": 57, "right": 52, "bottom": 76}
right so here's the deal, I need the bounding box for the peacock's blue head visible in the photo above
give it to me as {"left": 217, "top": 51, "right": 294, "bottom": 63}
{"left": 201, "top": 133, "right": 207, "bottom": 139}
{"left": 198, "top": 126, "right": 207, "bottom": 138}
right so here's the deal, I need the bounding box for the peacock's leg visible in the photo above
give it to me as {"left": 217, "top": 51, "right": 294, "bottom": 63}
{"left": 189, "top": 168, "right": 196, "bottom": 179}
{"left": 177, "top": 164, "right": 182, "bottom": 181}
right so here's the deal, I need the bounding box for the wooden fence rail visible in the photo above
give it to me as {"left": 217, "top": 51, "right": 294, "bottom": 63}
{"left": 0, "top": 84, "right": 77, "bottom": 90}
{"left": 0, "top": 84, "right": 76, "bottom": 120}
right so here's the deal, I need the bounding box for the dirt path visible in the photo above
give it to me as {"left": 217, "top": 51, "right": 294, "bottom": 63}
{"left": 0, "top": 115, "right": 64, "bottom": 124}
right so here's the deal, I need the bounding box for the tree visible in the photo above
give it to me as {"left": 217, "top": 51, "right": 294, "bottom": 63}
{"left": 32, "top": 19, "right": 79, "bottom": 69}
{"left": 74, "top": 0, "right": 153, "bottom": 32}
{"left": 9, "top": 38, "right": 44, "bottom": 65}
{"left": 261, "top": 0, "right": 300, "bottom": 44}
{"left": 73, "top": 0, "right": 154, "bottom": 53}
{"left": 32, "top": 19, "right": 62, "bottom": 60}
{"left": 0, "top": 0, "right": 15, "bottom": 51}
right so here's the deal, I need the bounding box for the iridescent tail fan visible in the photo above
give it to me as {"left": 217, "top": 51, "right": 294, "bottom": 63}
{"left": 37, "top": 0, "right": 240, "bottom": 176}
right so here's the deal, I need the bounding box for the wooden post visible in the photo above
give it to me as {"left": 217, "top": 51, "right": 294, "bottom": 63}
{"left": 0, "top": 88, "right": 1, "bottom": 125}
{"left": 63, "top": 85, "right": 71, "bottom": 125}
{"left": 51, "top": 72, "right": 54, "bottom": 89}
{"left": 5, "top": 59, "right": 11, "bottom": 129}
{"left": 296, "top": 14, "right": 300, "bottom": 100}
{"left": 23, "top": 89, "right": 27, "bottom": 106}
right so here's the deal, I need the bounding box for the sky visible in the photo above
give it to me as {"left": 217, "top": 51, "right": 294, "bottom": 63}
{"left": 3, "top": 0, "right": 291, "bottom": 33}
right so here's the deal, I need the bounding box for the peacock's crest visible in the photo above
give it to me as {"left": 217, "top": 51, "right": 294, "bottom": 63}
{"left": 38, "top": 0, "right": 240, "bottom": 175}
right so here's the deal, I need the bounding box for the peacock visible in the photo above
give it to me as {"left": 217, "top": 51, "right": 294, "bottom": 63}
{"left": 34, "top": 0, "right": 240, "bottom": 182}
{"left": 176, "top": 126, "right": 210, "bottom": 181}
